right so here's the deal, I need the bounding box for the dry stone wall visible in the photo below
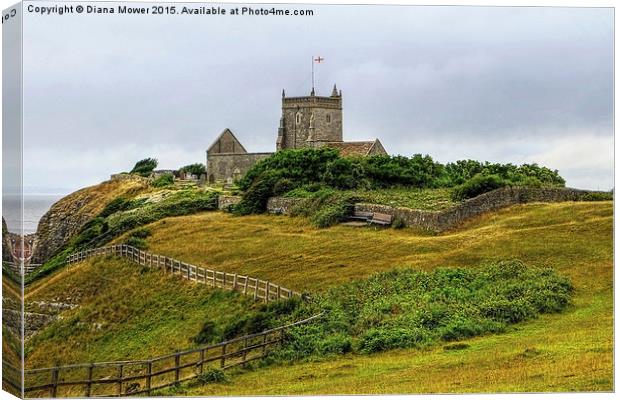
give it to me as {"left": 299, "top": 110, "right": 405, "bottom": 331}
{"left": 266, "top": 197, "right": 305, "bottom": 213}
{"left": 217, "top": 195, "right": 242, "bottom": 210}
{"left": 355, "top": 187, "right": 605, "bottom": 232}
{"left": 220, "top": 187, "right": 607, "bottom": 232}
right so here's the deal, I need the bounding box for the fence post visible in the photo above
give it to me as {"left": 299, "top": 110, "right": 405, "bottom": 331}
{"left": 220, "top": 344, "right": 227, "bottom": 369}
{"left": 117, "top": 364, "right": 123, "bottom": 396}
{"left": 254, "top": 280, "right": 258, "bottom": 300}
{"left": 50, "top": 367, "right": 59, "bottom": 397}
{"left": 146, "top": 361, "right": 152, "bottom": 395}
{"left": 187, "top": 264, "right": 191, "bottom": 280}
{"left": 243, "top": 277, "right": 248, "bottom": 295}
{"left": 175, "top": 354, "right": 181, "bottom": 383}
{"left": 233, "top": 274, "right": 238, "bottom": 291}
{"left": 86, "top": 364, "right": 94, "bottom": 397}
{"left": 199, "top": 349, "right": 206, "bottom": 374}
{"left": 264, "top": 282, "right": 270, "bottom": 303}
{"left": 277, "top": 285, "right": 281, "bottom": 299}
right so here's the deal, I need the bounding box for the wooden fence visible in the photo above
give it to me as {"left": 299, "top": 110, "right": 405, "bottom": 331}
{"left": 4, "top": 261, "right": 41, "bottom": 276}
{"left": 66, "top": 245, "right": 304, "bottom": 303}
{"left": 10, "top": 313, "right": 323, "bottom": 397}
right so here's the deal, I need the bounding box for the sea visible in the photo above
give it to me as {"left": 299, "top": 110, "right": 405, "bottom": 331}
{"left": 3, "top": 194, "right": 64, "bottom": 234}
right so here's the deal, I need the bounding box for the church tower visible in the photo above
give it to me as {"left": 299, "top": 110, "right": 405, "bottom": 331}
{"left": 276, "top": 85, "right": 343, "bottom": 150}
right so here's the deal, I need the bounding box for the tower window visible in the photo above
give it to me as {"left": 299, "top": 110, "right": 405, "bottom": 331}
{"left": 296, "top": 112, "right": 302, "bottom": 125}
{"left": 326, "top": 114, "right": 331, "bottom": 123}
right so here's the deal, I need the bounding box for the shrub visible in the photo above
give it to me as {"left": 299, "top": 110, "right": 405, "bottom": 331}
{"left": 99, "top": 197, "right": 133, "bottom": 218}
{"left": 318, "top": 334, "right": 352, "bottom": 355}
{"left": 392, "top": 216, "right": 406, "bottom": 229}
{"left": 192, "top": 321, "right": 218, "bottom": 345}
{"left": 130, "top": 228, "right": 151, "bottom": 239}
{"left": 197, "top": 369, "right": 228, "bottom": 384}
{"left": 180, "top": 163, "right": 206, "bottom": 176}
{"left": 579, "top": 192, "right": 613, "bottom": 201}
{"left": 233, "top": 171, "right": 279, "bottom": 215}
{"left": 152, "top": 173, "right": 174, "bottom": 187}
{"left": 269, "top": 261, "right": 572, "bottom": 364}
{"left": 451, "top": 174, "right": 507, "bottom": 201}
{"left": 358, "top": 327, "right": 431, "bottom": 354}
{"left": 130, "top": 158, "right": 158, "bottom": 177}
{"left": 310, "top": 202, "right": 351, "bottom": 228}
{"left": 235, "top": 149, "right": 566, "bottom": 217}
{"left": 125, "top": 236, "right": 147, "bottom": 249}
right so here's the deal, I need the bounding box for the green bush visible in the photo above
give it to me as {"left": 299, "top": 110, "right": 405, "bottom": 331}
{"left": 130, "top": 158, "right": 158, "bottom": 177}
{"left": 180, "top": 163, "right": 206, "bottom": 176}
{"left": 392, "top": 216, "right": 406, "bottom": 229}
{"left": 358, "top": 327, "right": 431, "bottom": 354}
{"left": 235, "top": 149, "right": 565, "bottom": 217}
{"left": 268, "top": 261, "right": 573, "bottom": 363}
{"left": 192, "top": 321, "right": 218, "bottom": 345}
{"left": 152, "top": 173, "right": 174, "bottom": 187}
{"left": 130, "top": 228, "right": 151, "bottom": 239}
{"left": 451, "top": 174, "right": 507, "bottom": 201}
{"left": 99, "top": 197, "right": 133, "bottom": 218}
{"left": 197, "top": 369, "right": 228, "bottom": 384}
{"left": 579, "top": 192, "right": 613, "bottom": 201}
{"left": 125, "top": 236, "right": 147, "bottom": 249}
{"left": 233, "top": 172, "right": 280, "bottom": 215}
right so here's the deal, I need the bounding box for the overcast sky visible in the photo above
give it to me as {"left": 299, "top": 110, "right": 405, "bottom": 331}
{"left": 20, "top": 3, "right": 613, "bottom": 193}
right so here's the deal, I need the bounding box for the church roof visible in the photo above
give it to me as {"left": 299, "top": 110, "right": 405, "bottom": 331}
{"left": 326, "top": 140, "right": 381, "bottom": 157}
{"left": 207, "top": 128, "right": 248, "bottom": 155}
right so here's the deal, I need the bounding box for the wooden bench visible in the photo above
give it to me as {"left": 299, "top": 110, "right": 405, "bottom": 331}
{"left": 369, "top": 212, "right": 393, "bottom": 226}
{"left": 350, "top": 210, "right": 374, "bottom": 221}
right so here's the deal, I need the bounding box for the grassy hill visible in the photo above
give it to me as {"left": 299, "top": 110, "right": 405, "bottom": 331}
{"left": 24, "top": 200, "right": 612, "bottom": 393}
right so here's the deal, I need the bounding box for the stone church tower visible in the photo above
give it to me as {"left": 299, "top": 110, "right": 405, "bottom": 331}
{"left": 276, "top": 85, "right": 343, "bottom": 150}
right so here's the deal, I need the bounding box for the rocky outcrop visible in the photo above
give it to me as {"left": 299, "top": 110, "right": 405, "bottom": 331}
{"left": 32, "top": 176, "right": 149, "bottom": 263}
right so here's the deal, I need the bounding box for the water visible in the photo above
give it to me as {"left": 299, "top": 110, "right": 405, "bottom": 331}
{"left": 3, "top": 194, "right": 64, "bottom": 234}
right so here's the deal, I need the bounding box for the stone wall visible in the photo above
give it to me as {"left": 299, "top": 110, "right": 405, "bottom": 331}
{"left": 206, "top": 152, "right": 273, "bottom": 184}
{"left": 266, "top": 197, "right": 305, "bottom": 214}
{"left": 355, "top": 187, "right": 606, "bottom": 232}
{"left": 217, "top": 195, "right": 242, "bottom": 210}
{"left": 224, "top": 187, "right": 608, "bottom": 231}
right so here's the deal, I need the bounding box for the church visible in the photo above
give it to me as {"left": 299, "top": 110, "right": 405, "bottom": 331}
{"left": 206, "top": 85, "right": 387, "bottom": 183}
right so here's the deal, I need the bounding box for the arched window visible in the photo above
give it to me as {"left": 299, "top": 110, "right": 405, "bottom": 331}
{"left": 326, "top": 114, "right": 331, "bottom": 123}
{"left": 296, "top": 112, "right": 302, "bottom": 125}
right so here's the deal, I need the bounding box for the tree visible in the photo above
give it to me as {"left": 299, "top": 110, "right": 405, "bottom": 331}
{"left": 130, "top": 158, "right": 158, "bottom": 177}
{"left": 180, "top": 163, "right": 206, "bottom": 176}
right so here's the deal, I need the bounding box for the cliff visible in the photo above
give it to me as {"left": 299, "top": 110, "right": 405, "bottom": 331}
{"left": 32, "top": 176, "right": 149, "bottom": 263}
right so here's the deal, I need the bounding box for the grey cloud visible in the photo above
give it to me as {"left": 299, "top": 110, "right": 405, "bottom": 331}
{"left": 19, "top": 3, "right": 613, "bottom": 192}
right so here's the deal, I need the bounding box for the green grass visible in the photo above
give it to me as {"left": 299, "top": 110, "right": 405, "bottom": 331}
{"left": 25, "top": 201, "right": 613, "bottom": 393}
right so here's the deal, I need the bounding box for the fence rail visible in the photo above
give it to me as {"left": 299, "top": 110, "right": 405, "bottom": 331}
{"left": 6, "top": 313, "right": 323, "bottom": 397}
{"left": 65, "top": 245, "right": 304, "bottom": 303}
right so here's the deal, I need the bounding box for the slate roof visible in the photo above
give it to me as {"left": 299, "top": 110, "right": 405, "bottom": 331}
{"left": 326, "top": 141, "right": 378, "bottom": 157}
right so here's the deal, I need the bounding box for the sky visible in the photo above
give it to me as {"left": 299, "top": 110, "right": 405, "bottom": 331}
{"left": 18, "top": 3, "right": 614, "bottom": 193}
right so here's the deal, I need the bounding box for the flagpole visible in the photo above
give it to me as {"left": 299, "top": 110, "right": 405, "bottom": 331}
{"left": 311, "top": 55, "right": 315, "bottom": 92}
